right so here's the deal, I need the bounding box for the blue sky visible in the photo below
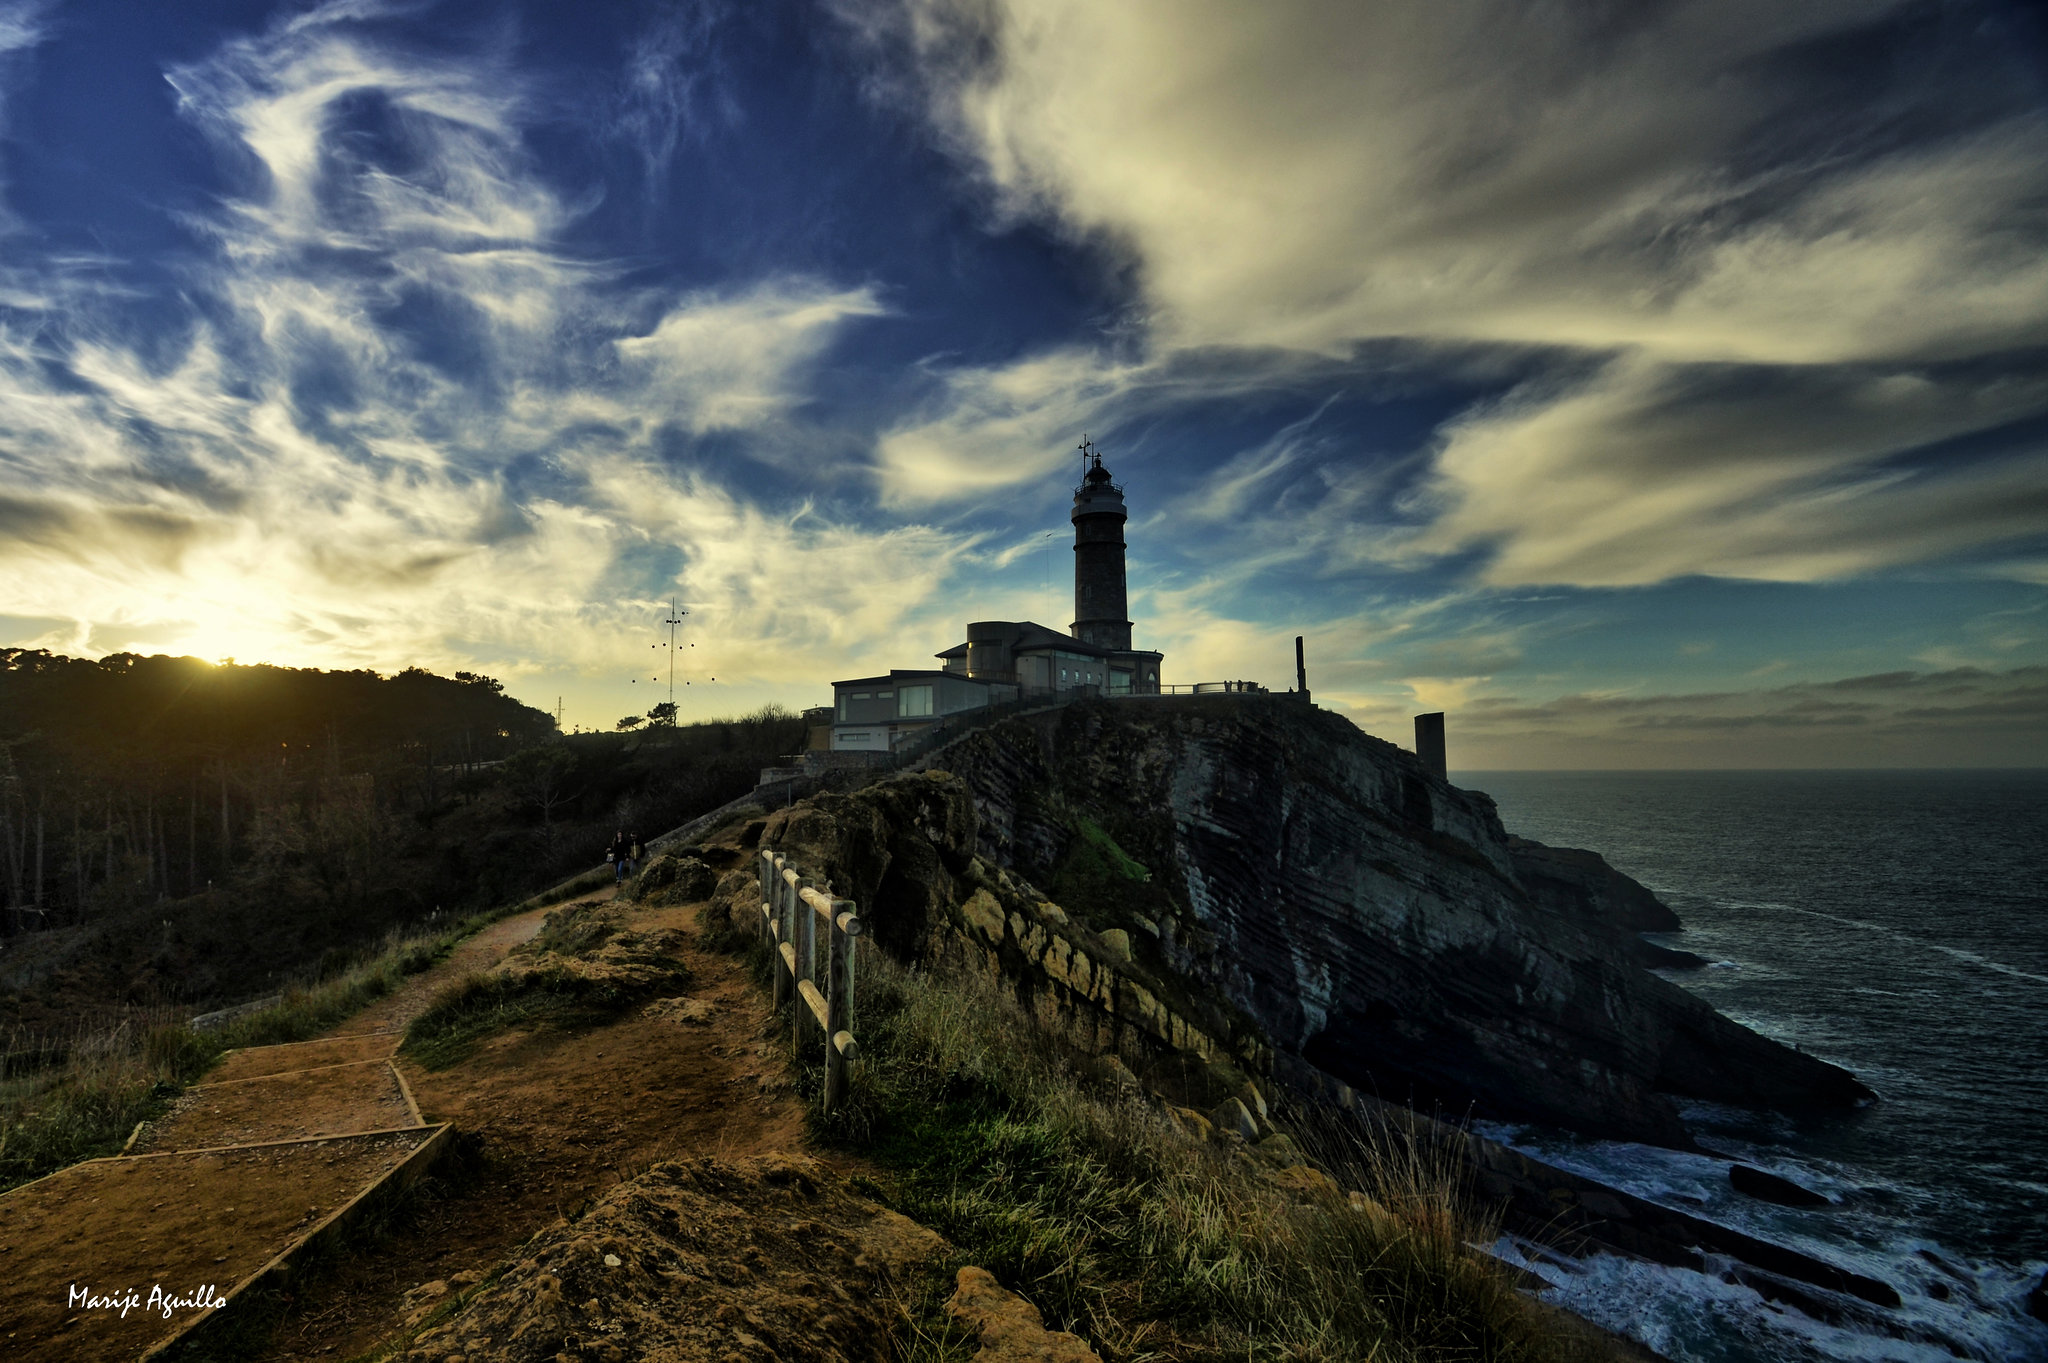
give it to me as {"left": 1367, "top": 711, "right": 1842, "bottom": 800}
{"left": 1, "top": 0, "right": 2045, "bottom": 766}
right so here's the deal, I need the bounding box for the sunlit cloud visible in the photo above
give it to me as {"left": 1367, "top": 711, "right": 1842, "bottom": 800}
{"left": 0, "top": 0, "right": 905, "bottom": 723}
{"left": 1414, "top": 356, "right": 2048, "bottom": 585}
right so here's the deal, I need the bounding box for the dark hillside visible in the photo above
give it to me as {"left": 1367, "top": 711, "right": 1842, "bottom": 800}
{"left": 0, "top": 650, "right": 802, "bottom": 1034}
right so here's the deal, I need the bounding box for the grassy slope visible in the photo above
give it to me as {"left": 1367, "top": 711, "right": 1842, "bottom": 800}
{"left": 777, "top": 941, "right": 1598, "bottom": 1363}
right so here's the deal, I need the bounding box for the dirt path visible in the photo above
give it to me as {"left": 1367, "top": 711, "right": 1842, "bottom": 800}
{"left": 340, "top": 892, "right": 580, "bottom": 1036}
{"left": 0, "top": 879, "right": 653, "bottom": 1363}
{"left": 245, "top": 846, "right": 817, "bottom": 1362}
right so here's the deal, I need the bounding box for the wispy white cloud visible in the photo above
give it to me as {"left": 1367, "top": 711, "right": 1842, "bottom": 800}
{"left": 0, "top": 0, "right": 906, "bottom": 723}
{"left": 896, "top": 0, "right": 2048, "bottom": 365}
{"left": 868, "top": 0, "right": 2048, "bottom": 585}
{"left": 611, "top": 2, "right": 736, "bottom": 204}
{"left": 1415, "top": 357, "right": 2048, "bottom": 585}
{"left": 872, "top": 346, "right": 1147, "bottom": 505}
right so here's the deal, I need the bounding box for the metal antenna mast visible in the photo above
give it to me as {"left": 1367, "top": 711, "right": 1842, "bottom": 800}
{"left": 664, "top": 597, "right": 688, "bottom": 707}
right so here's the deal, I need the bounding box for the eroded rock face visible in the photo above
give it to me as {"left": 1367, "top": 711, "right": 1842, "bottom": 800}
{"left": 938, "top": 697, "right": 1872, "bottom": 1149}
{"left": 759, "top": 771, "right": 977, "bottom": 961}
{"left": 400, "top": 1153, "right": 943, "bottom": 1363}
{"left": 1505, "top": 837, "right": 1681, "bottom": 934}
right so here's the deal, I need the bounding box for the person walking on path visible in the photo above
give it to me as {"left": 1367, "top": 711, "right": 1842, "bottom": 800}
{"left": 609, "top": 829, "right": 632, "bottom": 884}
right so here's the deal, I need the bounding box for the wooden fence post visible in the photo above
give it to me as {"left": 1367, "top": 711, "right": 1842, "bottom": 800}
{"left": 743, "top": 852, "right": 864, "bottom": 1117}
{"left": 793, "top": 874, "right": 816, "bottom": 1050}
{"left": 770, "top": 854, "right": 791, "bottom": 1011}
{"left": 824, "top": 897, "right": 860, "bottom": 1113}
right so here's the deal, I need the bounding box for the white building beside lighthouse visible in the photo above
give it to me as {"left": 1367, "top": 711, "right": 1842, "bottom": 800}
{"left": 827, "top": 444, "right": 1165, "bottom": 752}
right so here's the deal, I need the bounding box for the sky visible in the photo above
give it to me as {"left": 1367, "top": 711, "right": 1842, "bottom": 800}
{"left": 1, "top": 0, "right": 2045, "bottom": 767}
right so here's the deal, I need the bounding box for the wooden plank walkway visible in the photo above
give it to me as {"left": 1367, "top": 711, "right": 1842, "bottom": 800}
{"left": 0, "top": 1033, "right": 446, "bottom": 1362}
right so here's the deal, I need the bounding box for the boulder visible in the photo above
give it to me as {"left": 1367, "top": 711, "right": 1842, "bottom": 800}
{"left": 1091, "top": 1054, "right": 1140, "bottom": 1090}
{"left": 2025, "top": 1267, "right": 2047, "bottom": 1323}
{"left": 761, "top": 769, "right": 978, "bottom": 960}
{"left": 1729, "top": 1163, "right": 1831, "bottom": 1208}
{"left": 1268, "top": 1163, "right": 1341, "bottom": 1199}
{"left": 1211, "top": 1096, "right": 1260, "bottom": 1143}
{"left": 633, "top": 851, "right": 718, "bottom": 905}
{"left": 1165, "top": 1105, "right": 1213, "bottom": 1142}
{"left": 947, "top": 1266, "right": 1102, "bottom": 1363}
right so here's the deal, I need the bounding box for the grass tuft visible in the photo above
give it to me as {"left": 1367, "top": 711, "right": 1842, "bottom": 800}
{"left": 800, "top": 949, "right": 1594, "bottom": 1363}
{"left": 400, "top": 967, "right": 646, "bottom": 1070}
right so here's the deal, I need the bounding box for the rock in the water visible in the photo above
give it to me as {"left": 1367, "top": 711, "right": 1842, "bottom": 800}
{"left": 1730, "top": 1163, "right": 1831, "bottom": 1208}
{"left": 2026, "top": 1266, "right": 2048, "bottom": 1323}
{"left": 1633, "top": 938, "right": 1711, "bottom": 970}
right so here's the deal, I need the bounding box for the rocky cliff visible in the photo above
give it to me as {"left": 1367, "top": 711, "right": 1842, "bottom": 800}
{"left": 755, "top": 695, "right": 1870, "bottom": 1150}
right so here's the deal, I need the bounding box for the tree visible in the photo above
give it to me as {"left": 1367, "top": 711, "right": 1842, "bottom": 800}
{"left": 645, "top": 701, "right": 677, "bottom": 727}
{"left": 616, "top": 715, "right": 646, "bottom": 731}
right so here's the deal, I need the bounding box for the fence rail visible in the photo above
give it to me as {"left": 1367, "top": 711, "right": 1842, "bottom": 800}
{"left": 757, "top": 850, "right": 861, "bottom": 1113}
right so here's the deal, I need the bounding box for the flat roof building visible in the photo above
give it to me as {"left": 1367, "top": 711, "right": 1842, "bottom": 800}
{"left": 829, "top": 442, "right": 1165, "bottom": 751}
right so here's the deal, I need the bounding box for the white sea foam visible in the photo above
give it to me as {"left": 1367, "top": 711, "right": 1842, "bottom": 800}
{"left": 1755, "top": 902, "right": 2048, "bottom": 989}
{"left": 1506, "top": 1245, "right": 2048, "bottom": 1363}
{"left": 1473, "top": 1125, "right": 2048, "bottom": 1363}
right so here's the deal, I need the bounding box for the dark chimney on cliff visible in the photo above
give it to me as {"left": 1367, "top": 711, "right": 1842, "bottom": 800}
{"left": 1295, "top": 635, "right": 1310, "bottom": 702}
{"left": 1414, "top": 712, "right": 1447, "bottom": 780}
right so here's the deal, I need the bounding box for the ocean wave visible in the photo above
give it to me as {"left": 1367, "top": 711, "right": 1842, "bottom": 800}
{"left": 1472, "top": 1126, "right": 2048, "bottom": 1362}
{"left": 1751, "top": 902, "right": 2048, "bottom": 989}
{"left": 1492, "top": 1240, "right": 2048, "bottom": 1363}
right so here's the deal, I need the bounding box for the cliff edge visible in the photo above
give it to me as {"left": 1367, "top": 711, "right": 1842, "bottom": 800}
{"left": 763, "top": 695, "right": 1870, "bottom": 1150}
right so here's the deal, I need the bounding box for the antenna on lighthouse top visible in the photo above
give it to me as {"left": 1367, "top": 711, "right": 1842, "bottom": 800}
{"left": 1078, "top": 434, "right": 1099, "bottom": 474}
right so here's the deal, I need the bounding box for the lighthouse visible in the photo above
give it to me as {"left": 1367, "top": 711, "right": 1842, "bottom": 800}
{"left": 825, "top": 437, "right": 1165, "bottom": 751}
{"left": 1070, "top": 437, "right": 1133, "bottom": 651}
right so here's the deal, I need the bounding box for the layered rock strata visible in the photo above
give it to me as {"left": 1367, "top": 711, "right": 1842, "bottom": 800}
{"left": 775, "top": 697, "right": 1870, "bottom": 1150}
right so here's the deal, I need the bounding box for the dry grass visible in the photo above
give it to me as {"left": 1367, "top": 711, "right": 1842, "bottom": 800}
{"left": 0, "top": 916, "right": 476, "bottom": 1191}
{"left": 800, "top": 949, "right": 1595, "bottom": 1363}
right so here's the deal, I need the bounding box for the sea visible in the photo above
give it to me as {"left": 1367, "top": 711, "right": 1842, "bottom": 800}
{"left": 1457, "top": 769, "right": 2048, "bottom": 1363}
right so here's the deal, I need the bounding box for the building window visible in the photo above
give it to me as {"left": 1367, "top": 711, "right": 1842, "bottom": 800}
{"left": 898, "top": 684, "right": 933, "bottom": 718}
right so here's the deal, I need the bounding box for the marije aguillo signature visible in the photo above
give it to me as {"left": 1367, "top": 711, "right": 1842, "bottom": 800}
{"left": 67, "top": 1282, "right": 230, "bottom": 1320}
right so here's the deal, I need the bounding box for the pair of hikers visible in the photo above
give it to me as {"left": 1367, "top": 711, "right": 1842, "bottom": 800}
{"left": 608, "top": 830, "right": 642, "bottom": 883}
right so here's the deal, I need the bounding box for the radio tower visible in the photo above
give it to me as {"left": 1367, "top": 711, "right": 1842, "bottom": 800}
{"left": 664, "top": 597, "right": 688, "bottom": 707}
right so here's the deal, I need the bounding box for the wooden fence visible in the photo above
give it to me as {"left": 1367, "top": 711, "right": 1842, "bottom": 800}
{"left": 757, "top": 850, "right": 862, "bottom": 1112}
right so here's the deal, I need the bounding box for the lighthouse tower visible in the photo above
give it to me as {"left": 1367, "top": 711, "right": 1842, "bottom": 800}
{"left": 1071, "top": 438, "right": 1132, "bottom": 651}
